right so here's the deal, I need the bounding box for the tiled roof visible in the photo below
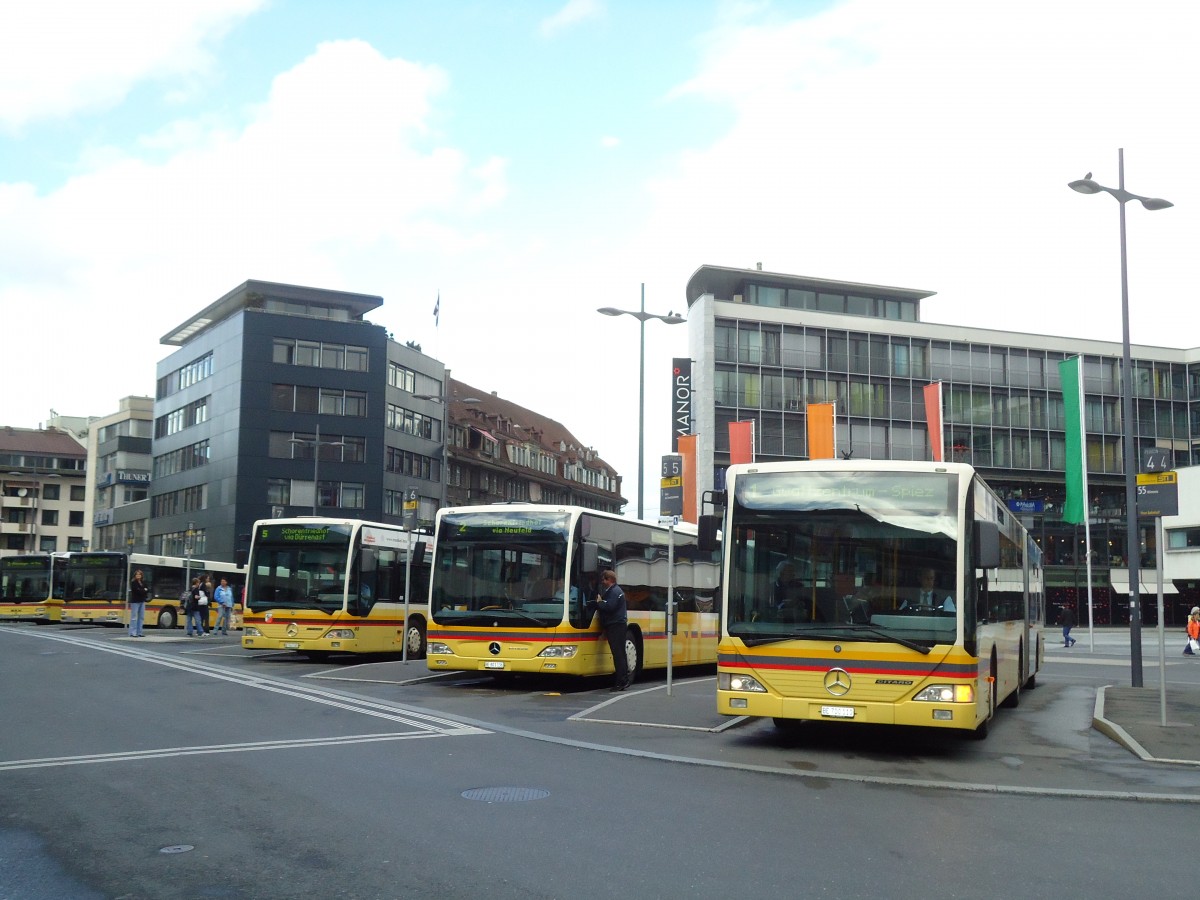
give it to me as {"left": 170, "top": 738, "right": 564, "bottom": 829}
{"left": 0, "top": 426, "right": 87, "bottom": 456}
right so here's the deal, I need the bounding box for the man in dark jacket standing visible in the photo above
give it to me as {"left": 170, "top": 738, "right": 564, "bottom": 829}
{"left": 590, "top": 569, "right": 630, "bottom": 691}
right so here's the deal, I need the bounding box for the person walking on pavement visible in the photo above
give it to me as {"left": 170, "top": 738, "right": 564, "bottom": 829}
{"left": 213, "top": 578, "right": 234, "bottom": 635}
{"left": 588, "top": 569, "right": 630, "bottom": 691}
{"left": 1185, "top": 606, "right": 1200, "bottom": 656}
{"left": 128, "top": 569, "right": 148, "bottom": 637}
{"left": 1061, "top": 605, "right": 1077, "bottom": 647}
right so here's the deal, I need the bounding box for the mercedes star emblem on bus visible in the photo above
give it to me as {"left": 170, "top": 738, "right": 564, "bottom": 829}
{"left": 824, "top": 668, "right": 852, "bottom": 696}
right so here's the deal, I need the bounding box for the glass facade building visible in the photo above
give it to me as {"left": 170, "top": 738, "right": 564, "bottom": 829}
{"left": 685, "top": 264, "right": 1200, "bottom": 626}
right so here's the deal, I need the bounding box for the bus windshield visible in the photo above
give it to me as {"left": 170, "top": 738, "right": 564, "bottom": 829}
{"left": 60, "top": 554, "right": 126, "bottom": 601}
{"left": 0, "top": 556, "right": 54, "bottom": 600}
{"left": 430, "top": 510, "right": 572, "bottom": 627}
{"left": 727, "top": 469, "right": 960, "bottom": 647}
{"left": 247, "top": 523, "right": 353, "bottom": 614}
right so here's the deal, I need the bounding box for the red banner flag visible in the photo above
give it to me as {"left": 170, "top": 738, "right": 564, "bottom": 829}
{"left": 729, "top": 421, "right": 755, "bottom": 464}
{"left": 923, "top": 382, "right": 944, "bottom": 462}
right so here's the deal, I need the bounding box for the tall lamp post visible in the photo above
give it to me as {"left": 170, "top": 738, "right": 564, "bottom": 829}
{"left": 1069, "top": 149, "right": 1173, "bottom": 688}
{"left": 289, "top": 424, "right": 346, "bottom": 516}
{"left": 598, "top": 285, "right": 686, "bottom": 519}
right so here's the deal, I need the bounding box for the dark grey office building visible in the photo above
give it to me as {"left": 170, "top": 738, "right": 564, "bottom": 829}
{"left": 151, "top": 281, "right": 445, "bottom": 562}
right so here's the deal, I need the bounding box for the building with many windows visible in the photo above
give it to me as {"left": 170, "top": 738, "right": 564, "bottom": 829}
{"left": 444, "top": 378, "right": 622, "bottom": 512}
{"left": 684, "top": 263, "right": 1200, "bottom": 626}
{"left": 148, "top": 280, "right": 622, "bottom": 565}
{"left": 86, "top": 396, "right": 153, "bottom": 553}
{"left": 0, "top": 426, "right": 89, "bottom": 556}
{"left": 151, "top": 280, "right": 445, "bottom": 562}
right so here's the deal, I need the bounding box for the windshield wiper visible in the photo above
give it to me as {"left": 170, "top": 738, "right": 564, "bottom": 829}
{"left": 731, "top": 630, "right": 844, "bottom": 646}
{"left": 837, "top": 625, "right": 931, "bottom": 655}
{"left": 730, "top": 626, "right": 931, "bottom": 654}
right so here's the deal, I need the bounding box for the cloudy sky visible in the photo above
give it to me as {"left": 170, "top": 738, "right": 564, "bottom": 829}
{"left": 2, "top": 0, "right": 1196, "bottom": 516}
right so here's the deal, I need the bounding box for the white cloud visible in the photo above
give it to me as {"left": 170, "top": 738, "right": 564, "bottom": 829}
{"left": 0, "top": 0, "right": 266, "bottom": 131}
{"left": 538, "top": 0, "right": 604, "bottom": 39}
{"left": 644, "top": 0, "right": 1199, "bottom": 350}
{"left": 0, "top": 39, "right": 510, "bottom": 428}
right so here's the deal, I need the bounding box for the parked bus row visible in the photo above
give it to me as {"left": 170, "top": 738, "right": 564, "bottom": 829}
{"left": 240, "top": 460, "right": 1043, "bottom": 739}
{"left": 6, "top": 460, "right": 1045, "bottom": 739}
{"left": 0, "top": 551, "right": 245, "bottom": 631}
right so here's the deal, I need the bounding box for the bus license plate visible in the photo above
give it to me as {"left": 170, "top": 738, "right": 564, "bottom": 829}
{"left": 820, "top": 705, "right": 855, "bottom": 719}
{"left": 284, "top": 642, "right": 300, "bottom": 649}
{"left": 484, "top": 661, "right": 505, "bottom": 669}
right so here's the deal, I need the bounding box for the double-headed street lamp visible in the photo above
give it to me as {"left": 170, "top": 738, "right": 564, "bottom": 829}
{"left": 289, "top": 424, "right": 346, "bottom": 516}
{"left": 1069, "top": 149, "right": 1173, "bottom": 688}
{"left": 598, "top": 285, "right": 686, "bottom": 519}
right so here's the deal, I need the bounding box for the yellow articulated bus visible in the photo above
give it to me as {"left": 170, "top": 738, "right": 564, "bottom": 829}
{"left": 0, "top": 554, "right": 61, "bottom": 624}
{"left": 241, "top": 518, "right": 431, "bottom": 661}
{"left": 128, "top": 554, "right": 246, "bottom": 631}
{"left": 57, "top": 552, "right": 128, "bottom": 625}
{"left": 57, "top": 551, "right": 244, "bottom": 630}
{"left": 426, "top": 504, "right": 720, "bottom": 682}
{"left": 702, "top": 460, "right": 1043, "bottom": 738}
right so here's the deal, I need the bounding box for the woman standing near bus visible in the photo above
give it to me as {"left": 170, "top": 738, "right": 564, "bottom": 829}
{"left": 128, "top": 569, "right": 148, "bottom": 638}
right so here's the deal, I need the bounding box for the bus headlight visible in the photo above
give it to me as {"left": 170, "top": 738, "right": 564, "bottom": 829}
{"left": 324, "top": 629, "right": 356, "bottom": 640}
{"left": 428, "top": 641, "right": 452, "bottom": 655}
{"left": 718, "top": 672, "right": 767, "bottom": 693}
{"left": 243, "top": 626, "right": 261, "bottom": 636}
{"left": 913, "top": 684, "right": 975, "bottom": 703}
{"left": 538, "top": 645, "right": 578, "bottom": 658}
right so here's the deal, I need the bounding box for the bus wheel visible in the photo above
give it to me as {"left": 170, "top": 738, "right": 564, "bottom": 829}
{"left": 405, "top": 618, "right": 427, "bottom": 660}
{"left": 623, "top": 629, "right": 641, "bottom": 684}
{"left": 157, "top": 607, "right": 178, "bottom": 630}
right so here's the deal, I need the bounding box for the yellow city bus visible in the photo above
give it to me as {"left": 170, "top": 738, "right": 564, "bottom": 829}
{"left": 0, "top": 553, "right": 61, "bottom": 624}
{"left": 57, "top": 551, "right": 244, "bottom": 630}
{"left": 57, "top": 552, "right": 127, "bottom": 625}
{"left": 241, "top": 518, "right": 431, "bottom": 660}
{"left": 703, "top": 460, "right": 1043, "bottom": 738}
{"left": 127, "top": 553, "right": 246, "bottom": 630}
{"left": 426, "top": 504, "right": 720, "bottom": 681}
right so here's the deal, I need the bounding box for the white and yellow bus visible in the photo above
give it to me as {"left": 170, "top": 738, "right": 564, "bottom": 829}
{"left": 57, "top": 551, "right": 128, "bottom": 625}
{"left": 241, "top": 518, "right": 431, "bottom": 660}
{"left": 129, "top": 554, "right": 246, "bottom": 630}
{"left": 56, "top": 551, "right": 245, "bottom": 629}
{"left": 426, "top": 504, "right": 720, "bottom": 682}
{"left": 0, "top": 553, "right": 61, "bottom": 624}
{"left": 703, "top": 460, "right": 1043, "bottom": 738}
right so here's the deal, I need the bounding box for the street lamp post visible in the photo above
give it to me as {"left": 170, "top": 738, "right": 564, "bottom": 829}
{"left": 1069, "top": 149, "right": 1173, "bottom": 688}
{"left": 598, "top": 285, "right": 686, "bottom": 519}
{"left": 289, "top": 424, "right": 346, "bottom": 516}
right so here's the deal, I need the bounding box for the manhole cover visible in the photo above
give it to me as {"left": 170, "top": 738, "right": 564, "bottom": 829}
{"left": 159, "top": 845, "right": 195, "bottom": 854}
{"left": 461, "top": 787, "right": 549, "bottom": 803}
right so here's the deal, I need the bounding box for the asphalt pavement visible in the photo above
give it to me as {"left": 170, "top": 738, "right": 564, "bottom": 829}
{"left": 570, "top": 630, "right": 1200, "bottom": 768}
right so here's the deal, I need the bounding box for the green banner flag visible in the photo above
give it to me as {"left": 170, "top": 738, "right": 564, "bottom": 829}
{"left": 1058, "top": 356, "right": 1087, "bottom": 524}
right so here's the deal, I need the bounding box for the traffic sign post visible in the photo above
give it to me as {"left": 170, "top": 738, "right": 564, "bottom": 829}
{"left": 660, "top": 454, "right": 683, "bottom": 519}
{"left": 1136, "top": 469, "right": 1176, "bottom": 727}
{"left": 1136, "top": 471, "right": 1178, "bottom": 517}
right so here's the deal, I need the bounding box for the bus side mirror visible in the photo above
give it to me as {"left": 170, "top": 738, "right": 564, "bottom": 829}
{"left": 973, "top": 521, "right": 1000, "bottom": 569}
{"left": 412, "top": 541, "right": 427, "bottom": 562}
{"left": 235, "top": 549, "right": 248, "bottom": 567}
{"left": 697, "top": 515, "right": 721, "bottom": 553}
{"left": 581, "top": 541, "right": 599, "bottom": 574}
